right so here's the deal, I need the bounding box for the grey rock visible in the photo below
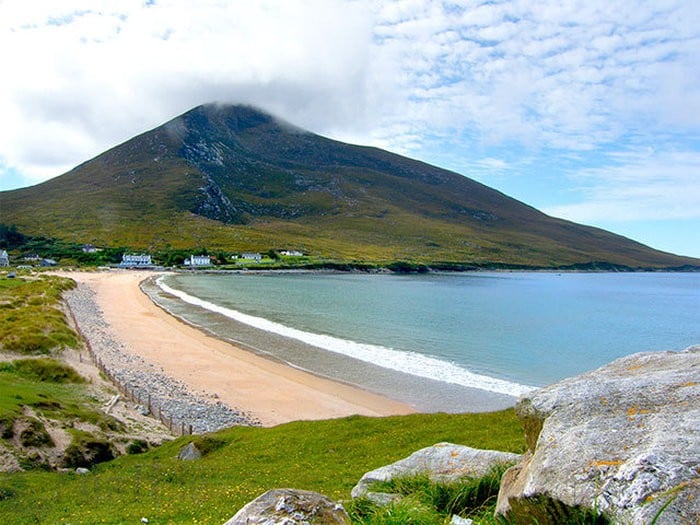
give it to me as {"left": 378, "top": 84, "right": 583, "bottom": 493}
{"left": 75, "top": 467, "right": 90, "bottom": 475}
{"left": 450, "top": 515, "right": 473, "bottom": 525}
{"left": 495, "top": 346, "right": 700, "bottom": 525}
{"left": 177, "top": 442, "right": 202, "bottom": 461}
{"left": 351, "top": 442, "right": 520, "bottom": 499}
{"left": 223, "top": 488, "right": 350, "bottom": 525}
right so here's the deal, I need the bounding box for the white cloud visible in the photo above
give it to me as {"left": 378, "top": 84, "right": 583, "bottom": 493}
{"left": 0, "top": 0, "right": 699, "bottom": 256}
{"left": 0, "top": 0, "right": 376, "bottom": 185}
{"left": 543, "top": 148, "right": 700, "bottom": 222}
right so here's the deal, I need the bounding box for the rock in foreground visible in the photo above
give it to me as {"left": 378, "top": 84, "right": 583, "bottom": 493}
{"left": 496, "top": 346, "right": 700, "bottom": 525}
{"left": 223, "top": 488, "right": 349, "bottom": 525}
{"left": 352, "top": 442, "right": 521, "bottom": 499}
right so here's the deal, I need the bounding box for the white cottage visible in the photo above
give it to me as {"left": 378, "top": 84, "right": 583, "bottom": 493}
{"left": 120, "top": 254, "right": 152, "bottom": 267}
{"left": 0, "top": 250, "right": 9, "bottom": 267}
{"left": 241, "top": 252, "right": 262, "bottom": 262}
{"left": 185, "top": 254, "right": 211, "bottom": 267}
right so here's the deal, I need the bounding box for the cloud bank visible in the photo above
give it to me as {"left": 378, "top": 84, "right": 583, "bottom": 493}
{"left": 1, "top": 0, "right": 699, "bottom": 254}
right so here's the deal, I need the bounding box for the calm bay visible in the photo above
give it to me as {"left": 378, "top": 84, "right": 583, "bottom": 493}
{"left": 146, "top": 271, "right": 700, "bottom": 412}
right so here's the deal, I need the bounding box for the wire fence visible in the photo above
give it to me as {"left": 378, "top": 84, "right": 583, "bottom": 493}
{"left": 67, "top": 305, "right": 194, "bottom": 436}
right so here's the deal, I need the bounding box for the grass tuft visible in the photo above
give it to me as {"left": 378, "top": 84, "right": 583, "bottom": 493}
{"left": 0, "top": 357, "right": 85, "bottom": 384}
{"left": 347, "top": 464, "right": 511, "bottom": 525}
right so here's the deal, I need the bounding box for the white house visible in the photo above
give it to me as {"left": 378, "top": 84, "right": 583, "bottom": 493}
{"left": 0, "top": 250, "right": 9, "bottom": 267}
{"left": 185, "top": 254, "right": 211, "bottom": 267}
{"left": 241, "top": 252, "right": 262, "bottom": 262}
{"left": 120, "top": 254, "right": 152, "bottom": 267}
{"left": 280, "top": 250, "right": 303, "bottom": 257}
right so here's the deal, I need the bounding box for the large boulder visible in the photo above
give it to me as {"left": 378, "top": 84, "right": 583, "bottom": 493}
{"left": 495, "top": 346, "right": 700, "bottom": 525}
{"left": 223, "top": 488, "right": 350, "bottom": 525}
{"left": 352, "top": 442, "right": 521, "bottom": 499}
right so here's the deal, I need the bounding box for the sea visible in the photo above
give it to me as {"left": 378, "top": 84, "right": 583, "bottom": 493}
{"left": 142, "top": 271, "right": 700, "bottom": 412}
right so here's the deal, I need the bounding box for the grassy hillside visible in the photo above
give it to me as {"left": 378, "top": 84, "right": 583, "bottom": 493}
{"left": 0, "top": 411, "right": 525, "bottom": 525}
{"left": 1, "top": 104, "right": 696, "bottom": 269}
{"left": 0, "top": 273, "right": 171, "bottom": 477}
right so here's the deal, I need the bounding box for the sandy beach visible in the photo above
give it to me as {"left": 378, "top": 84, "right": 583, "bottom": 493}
{"left": 61, "top": 270, "right": 415, "bottom": 427}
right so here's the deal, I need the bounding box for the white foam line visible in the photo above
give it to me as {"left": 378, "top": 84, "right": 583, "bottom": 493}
{"left": 157, "top": 277, "right": 535, "bottom": 397}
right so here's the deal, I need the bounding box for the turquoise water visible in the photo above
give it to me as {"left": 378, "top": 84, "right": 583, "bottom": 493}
{"left": 155, "top": 271, "right": 699, "bottom": 408}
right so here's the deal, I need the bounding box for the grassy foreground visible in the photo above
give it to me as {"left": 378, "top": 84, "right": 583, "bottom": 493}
{"left": 0, "top": 411, "right": 525, "bottom": 524}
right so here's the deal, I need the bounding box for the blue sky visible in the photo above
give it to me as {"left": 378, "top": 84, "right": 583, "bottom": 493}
{"left": 1, "top": 0, "right": 699, "bottom": 258}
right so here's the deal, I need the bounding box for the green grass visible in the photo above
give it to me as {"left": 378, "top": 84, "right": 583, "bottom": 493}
{"left": 351, "top": 464, "right": 511, "bottom": 523}
{"left": 0, "top": 361, "right": 106, "bottom": 426}
{"left": 0, "top": 369, "right": 83, "bottom": 420}
{"left": 0, "top": 275, "right": 78, "bottom": 355}
{"left": 348, "top": 465, "right": 611, "bottom": 525}
{"left": 0, "top": 410, "right": 525, "bottom": 524}
{"left": 0, "top": 357, "right": 122, "bottom": 450}
{"left": 0, "top": 357, "right": 85, "bottom": 384}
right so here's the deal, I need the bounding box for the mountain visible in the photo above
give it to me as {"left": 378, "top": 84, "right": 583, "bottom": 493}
{"left": 0, "top": 103, "right": 696, "bottom": 268}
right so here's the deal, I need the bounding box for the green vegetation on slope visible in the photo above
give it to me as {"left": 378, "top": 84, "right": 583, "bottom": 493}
{"left": 0, "top": 274, "right": 166, "bottom": 477}
{"left": 0, "top": 357, "right": 128, "bottom": 470}
{"left": 0, "top": 275, "right": 78, "bottom": 355}
{"left": 0, "top": 411, "right": 525, "bottom": 524}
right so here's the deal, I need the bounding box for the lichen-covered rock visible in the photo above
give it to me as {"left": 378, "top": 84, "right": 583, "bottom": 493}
{"left": 223, "top": 488, "right": 350, "bottom": 525}
{"left": 495, "top": 346, "right": 700, "bottom": 525}
{"left": 351, "top": 442, "right": 520, "bottom": 499}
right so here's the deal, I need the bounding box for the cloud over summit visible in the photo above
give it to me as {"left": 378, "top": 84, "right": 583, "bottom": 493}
{"left": 1, "top": 0, "right": 699, "bottom": 256}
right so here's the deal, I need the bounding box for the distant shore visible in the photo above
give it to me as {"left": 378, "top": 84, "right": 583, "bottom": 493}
{"left": 60, "top": 270, "right": 416, "bottom": 427}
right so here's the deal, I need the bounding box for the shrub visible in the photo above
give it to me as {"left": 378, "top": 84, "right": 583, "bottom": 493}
{"left": 0, "top": 416, "right": 15, "bottom": 439}
{"left": 63, "top": 434, "right": 115, "bottom": 468}
{"left": 18, "top": 417, "right": 54, "bottom": 448}
{"left": 126, "top": 439, "right": 149, "bottom": 455}
{"left": 0, "top": 486, "right": 15, "bottom": 501}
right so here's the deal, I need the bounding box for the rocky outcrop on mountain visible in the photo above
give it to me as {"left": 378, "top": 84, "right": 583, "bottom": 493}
{"left": 222, "top": 488, "right": 349, "bottom": 525}
{"left": 495, "top": 346, "right": 700, "bottom": 525}
{"left": 352, "top": 442, "right": 521, "bottom": 501}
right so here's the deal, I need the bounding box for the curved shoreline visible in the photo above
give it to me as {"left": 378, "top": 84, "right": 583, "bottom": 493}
{"left": 60, "top": 270, "right": 416, "bottom": 427}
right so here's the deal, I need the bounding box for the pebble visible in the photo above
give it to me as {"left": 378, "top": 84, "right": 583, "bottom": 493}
{"left": 65, "top": 283, "right": 260, "bottom": 433}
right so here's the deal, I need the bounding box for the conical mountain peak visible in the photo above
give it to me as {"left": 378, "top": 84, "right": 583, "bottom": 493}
{"left": 0, "top": 103, "right": 696, "bottom": 269}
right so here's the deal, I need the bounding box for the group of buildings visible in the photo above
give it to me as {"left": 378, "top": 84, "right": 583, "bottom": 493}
{"left": 119, "top": 251, "right": 303, "bottom": 268}
{"left": 1, "top": 247, "right": 304, "bottom": 269}
{"left": 1, "top": 250, "right": 56, "bottom": 268}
